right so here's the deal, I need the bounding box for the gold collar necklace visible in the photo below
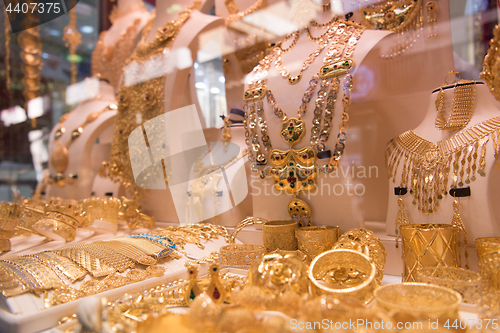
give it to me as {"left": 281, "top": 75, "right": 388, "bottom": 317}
{"left": 386, "top": 116, "right": 500, "bottom": 215}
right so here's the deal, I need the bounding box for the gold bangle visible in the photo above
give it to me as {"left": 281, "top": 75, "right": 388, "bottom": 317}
{"left": 81, "top": 197, "right": 121, "bottom": 227}
{"left": 374, "top": 283, "right": 462, "bottom": 319}
{"left": 229, "top": 217, "right": 268, "bottom": 243}
{"left": 0, "top": 202, "right": 23, "bottom": 230}
{"left": 146, "top": 265, "right": 165, "bottom": 277}
{"left": 262, "top": 220, "right": 299, "bottom": 252}
{"left": 0, "top": 239, "right": 11, "bottom": 253}
{"left": 308, "top": 249, "right": 377, "bottom": 304}
{"left": 476, "top": 237, "right": 500, "bottom": 293}
{"left": 219, "top": 244, "right": 265, "bottom": 269}
{"left": 3, "top": 258, "right": 64, "bottom": 290}
{"left": 295, "top": 226, "right": 339, "bottom": 261}
{"left": 98, "top": 240, "right": 157, "bottom": 266}
{"left": 416, "top": 267, "right": 483, "bottom": 304}
{"left": 126, "top": 269, "right": 147, "bottom": 282}
{"left": 17, "top": 197, "right": 45, "bottom": 234}
{"left": 333, "top": 228, "right": 386, "bottom": 285}
{"left": 0, "top": 263, "right": 31, "bottom": 297}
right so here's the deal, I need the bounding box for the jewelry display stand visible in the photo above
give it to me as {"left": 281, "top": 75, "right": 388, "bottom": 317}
{"left": 135, "top": 0, "right": 225, "bottom": 223}
{"left": 91, "top": 0, "right": 150, "bottom": 92}
{"left": 386, "top": 83, "right": 500, "bottom": 244}
{"left": 45, "top": 81, "right": 117, "bottom": 202}
{"left": 245, "top": 10, "right": 392, "bottom": 233}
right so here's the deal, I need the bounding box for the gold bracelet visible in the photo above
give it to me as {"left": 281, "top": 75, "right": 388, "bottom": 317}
{"left": 126, "top": 269, "right": 147, "bottom": 282}
{"left": 25, "top": 252, "right": 87, "bottom": 283}
{"left": 98, "top": 240, "right": 157, "bottom": 266}
{"left": 81, "top": 197, "right": 121, "bottom": 227}
{"left": 219, "top": 244, "right": 265, "bottom": 269}
{"left": 295, "top": 226, "right": 339, "bottom": 261}
{"left": 114, "top": 237, "right": 171, "bottom": 259}
{"left": 0, "top": 202, "right": 23, "bottom": 230}
{"left": 50, "top": 285, "right": 83, "bottom": 306}
{"left": 229, "top": 217, "right": 268, "bottom": 243}
{"left": 308, "top": 249, "right": 377, "bottom": 304}
{"left": 2, "top": 258, "right": 63, "bottom": 290}
{"left": 103, "top": 273, "right": 128, "bottom": 288}
{"left": 262, "top": 220, "right": 299, "bottom": 252}
{"left": 79, "top": 279, "right": 107, "bottom": 296}
{"left": 0, "top": 263, "right": 31, "bottom": 297}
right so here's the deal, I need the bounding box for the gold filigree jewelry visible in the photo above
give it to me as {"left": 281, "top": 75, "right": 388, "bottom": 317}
{"left": 26, "top": 252, "right": 86, "bottom": 283}
{"left": 81, "top": 197, "right": 120, "bottom": 228}
{"left": 50, "top": 104, "right": 117, "bottom": 187}
{"left": 295, "top": 226, "right": 339, "bottom": 261}
{"left": 450, "top": 196, "right": 469, "bottom": 269}
{"left": 416, "top": 267, "right": 482, "bottom": 304}
{"left": 395, "top": 194, "right": 410, "bottom": 248}
{"left": 108, "top": 4, "right": 199, "bottom": 200}
{"left": 262, "top": 220, "right": 299, "bottom": 251}
{"left": 361, "top": 0, "right": 425, "bottom": 59}
{"left": 205, "top": 263, "right": 225, "bottom": 304}
{"left": 184, "top": 265, "right": 202, "bottom": 304}
{"left": 426, "top": 1, "right": 437, "bottom": 38}
{"left": 248, "top": 251, "right": 309, "bottom": 295}
{"left": 386, "top": 116, "right": 500, "bottom": 215}
{"left": 126, "top": 269, "right": 147, "bottom": 282}
{"left": 99, "top": 240, "right": 157, "bottom": 266}
{"left": 270, "top": 147, "right": 317, "bottom": 194}
{"left": 1, "top": 258, "right": 64, "bottom": 291}
{"left": 17, "top": 197, "right": 45, "bottom": 234}
{"left": 118, "top": 197, "right": 156, "bottom": 229}
{"left": 481, "top": 25, "right": 500, "bottom": 101}
{"left": 309, "top": 249, "right": 378, "bottom": 304}
{"left": 146, "top": 265, "right": 165, "bottom": 277}
{"left": 218, "top": 244, "right": 265, "bottom": 269}
{"left": 63, "top": 0, "right": 82, "bottom": 84}
{"left": 91, "top": 19, "right": 143, "bottom": 90}
{"left": 475, "top": 237, "right": 500, "bottom": 293}
{"left": 32, "top": 199, "right": 88, "bottom": 242}
{"left": 435, "top": 75, "right": 476, "bottom": 131}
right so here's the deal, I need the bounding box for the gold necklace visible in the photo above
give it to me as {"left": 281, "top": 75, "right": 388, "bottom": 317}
{"left": 386, "top": 116, "right": 500, "bottom": 215}
{"left": 481, "top": 24, "right": 500, "bottom": 102}
{"left": 91, "top": 19, "right": 143, "bottom": 90}
{"left": 109, "top": 4, "right": 198, "bottom": 200}
{"left": 50, "top": 104, "right": 117, "bottom": 187}
{"left": 435, "top": 81, "right": 476, "bottom": 131}
{"left": 224, "top": 0, "right": 266, "bottom": 26}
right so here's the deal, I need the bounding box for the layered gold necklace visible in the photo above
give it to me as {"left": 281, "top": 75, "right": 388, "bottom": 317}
{"left": 386, "top": 117, "right": 500, "bottom": 215}
{"left": 243, "top": 19, "right": 364, "bottom": 223}
{"left": 108, "top": 3, "right": 199, "bottom": 200}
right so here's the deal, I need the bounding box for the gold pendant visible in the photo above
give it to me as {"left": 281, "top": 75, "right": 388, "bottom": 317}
{"left": 206, "top": 263, "right": 225, "bottom": 304}
{"left": 51, "top": 146, "right": 69, "bottom": 172}
{"left": 288, "top": 198, "right": 312, "bottom": 227}
{"left": 319, "top": 59, "right": 354, "bottom": 79}
{"left": 280, "top": 118, "right": 305, "bottom": 145}
{"left": 270, "top": 147, "right": 317, "bottom": 194}
{"left": 184, "top": 266, "right": 202, "bottom": 304}
{"left": 243, "top": 85, "right": 267, "bottom": 101}
{"left": 288, "top": 73, "right": 302, "bottom": 84}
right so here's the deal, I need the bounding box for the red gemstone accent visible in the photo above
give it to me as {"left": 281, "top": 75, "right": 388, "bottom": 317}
{"left": 305, "top": 170, "right": 309, "bottom": 174}
{"left": 334, "top": 65, "right": 338, "bottom": 69}
{"left": 275, "top": 156, "right": 280, "bottom": 160}
{"left": 290, "top": 123, "right": 293, "bottom": 126}
{"left": 213, "top": 287, "right": 220, "bottom": 299}
{"left": 292, "top": 177, "right": 296, "bottom": 182}
{"left": 287, "top": 177, "right": 291, "bottom": 182}
{"left": 302, "top": 154, "right": 307, "bottom": 158}
{"left": 190, "top": 270, "right": 193, "bottom": 274}
{"left": 289, "top": 131, "right": 292, "bottom": 134}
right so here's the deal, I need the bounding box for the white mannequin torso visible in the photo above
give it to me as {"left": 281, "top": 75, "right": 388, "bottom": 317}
{"left": 385, "top": 83, "right": 500, "bottom": 241}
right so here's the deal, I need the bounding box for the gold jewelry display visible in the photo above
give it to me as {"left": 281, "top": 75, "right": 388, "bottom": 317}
{"left": 205, "top": 263, "right": 226, "bottom": 304}
{"left": 450, "top": 196, "right": 469, "bottom": 269}
{"left": 184, "top": 265, "right": 203, "bottom": 304}
{"left": 416, "top": 267, "right": 482, "bottom": 304}
{"left": 481, "top": 25, "right": 500, "bottom": 101}
{"left": 118, "top": 197, "right": 156, "bottom": 229}
{"left": 374, "top": 283, "right": 462, "bottom": 320}
{"left": 395, "top": 193, "right": 410, "bottom": 248}
{"left": 228, "top": 216, "right": 267, "bottom": 243}
{"left": 400, "top": 223, "right": 458, "bottom": 282}
{"left": 295, "top": 225, "right": 339, "bottom": 261}
{"left": 360, "top": 0, "right": 425, "bottom": 59}
{"left": 308, "top": 249, "right": 377, "bottom": 304}
{"left": 98, "top": 240, "right": 157, "bottom": 266}
{"left": 1, "top": 258, "right": 63, "bottom": 291}
{"left": 225, "top": 0, "right": 266, "bottom": 26}
{"left": 81, "top": 197, "right": 120, "bottom": 228}
{"left": 477, "top": 293, "right": 500, "bottom": 320}
{"left": 476, "top": 237, "right": 500, "bottom": 293}
{"left": 50, "top": 104, "right": 117, "bottom": 187}
{"left": 248, "top": 251, "right": 309, "bottom": 295}
{"left": 435, "top": 75, "right": 476, "bottom": 131}
{"left": 32, "top": 199, "right": 88, "bottom": 242}
{"left": 386, "top": 116, "right": 500, "bottom": 215}
{"left": 109, "top": 3, "right": 199, "bottom": 200}
{"left": 91, "top": 19, "right": 143, "bottom": 90}
{"left": 218, "top": 244, "right": 265, "bottom": 269}
{"left": 262, "top": 220, "right": 299, "bottom": 251}
{"left": 63, "top": 0, "right": 82, "bottom": 84}
{"left": 17, "top": 197, "right": 45, "bottom": 234}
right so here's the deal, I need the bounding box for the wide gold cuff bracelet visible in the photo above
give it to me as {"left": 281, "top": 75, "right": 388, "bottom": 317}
{"left": 476, "top": 237, "right": 500, "bottom": 293}
{"left": 374, "top": 283, "right": 462, "bottom": 320}
{"left": 308, "top": 249, "right": 377, "bottom": 304}
{"left": 262, "top": 220, "right": 299, "bottom": 252}
{"left": 219, "top": 244, "right": 266, "bottom": 269}
{"left": 296, "top": 226, "right": 339, "bottom": 262}
{"left": 417, "top": 267, "right": 483, "bottom": 304}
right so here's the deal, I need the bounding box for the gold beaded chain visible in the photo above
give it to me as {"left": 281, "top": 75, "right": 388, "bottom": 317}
{"left": 386, "top": 116, "right": 500, "bottom": 215}
{"left": 435, "top": 81, "right": 476, "bottom": 131}
{"left": 224, "top": 0, "right": 266, "bottom": 26}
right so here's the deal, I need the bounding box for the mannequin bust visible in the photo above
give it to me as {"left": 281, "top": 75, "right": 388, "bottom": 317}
{"left": 385, "top": 81, "right": 500, "bottom": 242}
{"left": 244, "top": 2, "right": 392, "bottom": 233}
{"left": 111, "top": 0, "right": 225, "bottom": 223}
{"left": 91, "top": 0, "right": 150, "bottom": 91}
{"left": 46, "top": 80, "right": 117, "bottom": 200}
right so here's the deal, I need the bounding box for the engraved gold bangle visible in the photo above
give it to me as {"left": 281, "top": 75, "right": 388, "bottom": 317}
{"left": 295, "top": 226, "right": 339, "bottom": 261}
{"left": 308, "top": 249, "right": 377, "bottom": 304}
{"left": 219, "top": 244, "right": 266, "bottom": 269}
{"left": 0, "top": 239, "right": 11, "bottom": 253}
{"left": 262, "top": 220, "right": 299, "bottom": 252}
{"left": 229, "top": 217, "right": 268, "bottom": 244}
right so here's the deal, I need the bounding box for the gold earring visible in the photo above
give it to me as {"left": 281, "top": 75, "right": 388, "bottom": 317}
{"left": 185, "top": 265, "right": 202, "bottom": 304}
{"left": 206, "top": 263, "right": 225, "bottom": 304}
